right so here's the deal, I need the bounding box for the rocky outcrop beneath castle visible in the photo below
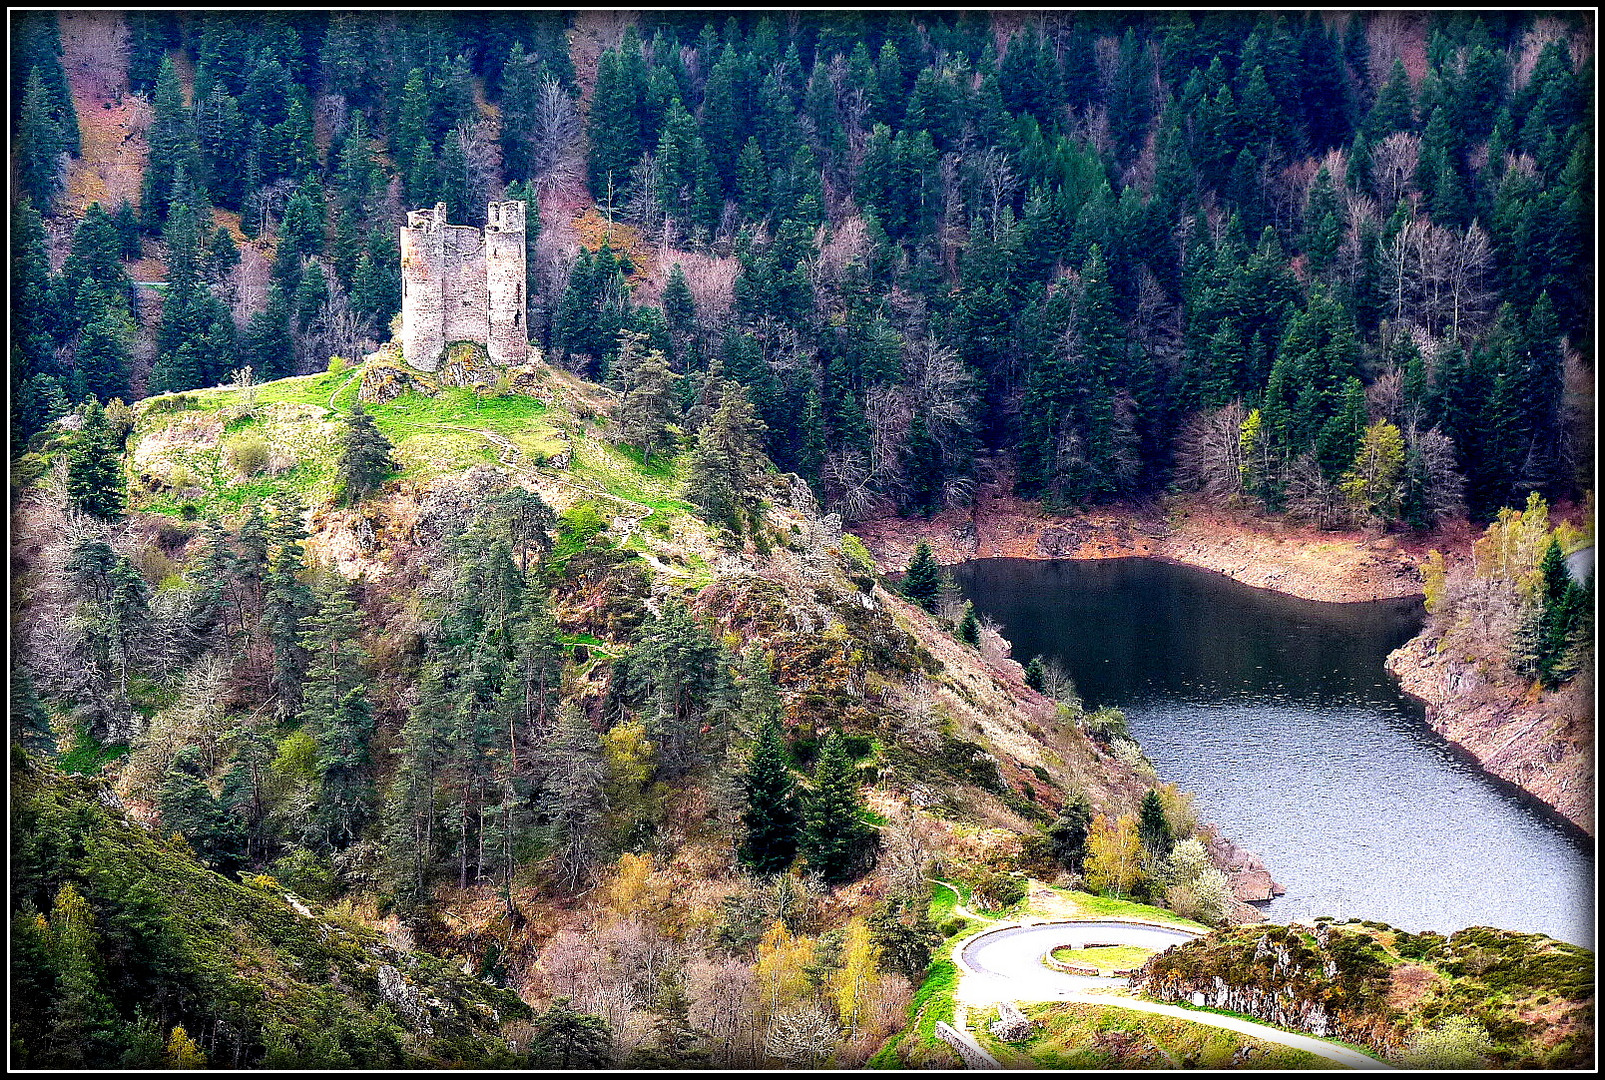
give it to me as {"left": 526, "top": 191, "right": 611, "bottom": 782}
{"left": 359, "top": 346, "right": 553, "bottom": 407}
{"left": 358, "top": 352, "right": 433, "bottom": 405}
{"left": 1385, "top": 634, "right": 1593, "bottom": 836}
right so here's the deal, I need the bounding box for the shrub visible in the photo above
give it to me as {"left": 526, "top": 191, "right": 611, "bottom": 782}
{"left": 1082, "top": 706, "right": 1131, "bottom": 743}
{"left": 1400, "top": 1017, "right": 1494, "bottom": 1069}
{"left": 328, "top": 355, "right": 348, "bottom": 375}
{"left": 227, "top": 436, "right": 271, "bottom": 477}
{"left": 969, "top": 868, "right": 1026, "bottom": 912}
{"left": 267, "top": 846, "right": 336, "bottom": 903}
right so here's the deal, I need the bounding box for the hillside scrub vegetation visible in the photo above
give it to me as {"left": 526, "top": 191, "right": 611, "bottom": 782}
{"left": 1135, "top": 918, "right": 1593, "bottom": 1068}
{"left": 8, "top": 9, "right": 1594, "bottom": 1069}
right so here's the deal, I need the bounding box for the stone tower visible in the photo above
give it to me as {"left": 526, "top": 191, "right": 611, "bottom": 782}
{"left": 398, "top": 201, "right": 528, "bottom": 372}
{"left": 399, "top": 204, "right": 447, "bottom": 371}
{"left": 485, "top": 200, "right": 528, "bottom": 365}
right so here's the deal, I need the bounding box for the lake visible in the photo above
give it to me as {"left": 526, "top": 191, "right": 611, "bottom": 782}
{"left": 953, "top": 557, "right": 1594, "bottom": 948}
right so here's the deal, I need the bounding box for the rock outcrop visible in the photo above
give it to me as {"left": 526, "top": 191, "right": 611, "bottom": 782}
{"left": 1386, "top": 635, "right": 1593, "bottom": 836}
{"left": 1205, "top": 833, "right": 1286, "bottom": 903}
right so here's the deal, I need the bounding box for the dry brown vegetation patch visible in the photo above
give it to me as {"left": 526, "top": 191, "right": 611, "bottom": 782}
{"left": 59, "top": 11, "right": 151, "bottom": 217}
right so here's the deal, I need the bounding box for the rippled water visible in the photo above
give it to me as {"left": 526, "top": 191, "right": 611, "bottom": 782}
{"left": 953, "top": 557, "right": 1594, "bottom": 948}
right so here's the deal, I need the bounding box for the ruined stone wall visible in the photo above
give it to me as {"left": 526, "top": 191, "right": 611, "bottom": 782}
{"left": 485, "top": 200, "right": 528, "bottom": 365}
{"left": 398, "top": 201, "right": 528, "bottom": 372}
{"left": 441, "top": 225, "right": 488, "bottom": 346}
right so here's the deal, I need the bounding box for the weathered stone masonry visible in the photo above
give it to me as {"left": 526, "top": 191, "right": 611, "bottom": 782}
{"left": 399, "top": 201, "right": 528, "bottom": 371}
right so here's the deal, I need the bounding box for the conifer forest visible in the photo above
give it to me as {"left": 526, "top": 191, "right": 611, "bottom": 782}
{"left": 9, "top": 10, "right": 1594, "bottom": 1071}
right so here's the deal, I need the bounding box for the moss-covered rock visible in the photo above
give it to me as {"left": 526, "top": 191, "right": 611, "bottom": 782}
{"left": 437, "top": 341, "right": 496, "bottom": 389}
{"left": 359, "top": 357, "right": 437, "bottom": 405}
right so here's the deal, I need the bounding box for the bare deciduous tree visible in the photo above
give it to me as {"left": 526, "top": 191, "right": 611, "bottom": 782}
{"left": 686, "top": 958, "right": 762, "bottom": 1067}
{"left": 978, "top": 615, "right": 1011, "bottom": 666}
{"left": 974, "top": 148, "right": 1018, "bottom": 242}
{"left": 1174, "top": 402, "right": 1248, "bottom": 500}
{"left": 1366, "top": 366, "right": 1405, "bottom": 426}
{"left": 1372, "top": 132, "right": 1420, "bottom": 207}
{"left": 1283, "top": 452, "right": 1348, "bottom": 529}
{"left": 1445, "top": 221, "right": 1494, "bottom": 341}
{"left": 452, "top": 119, "right": 505, "bottom": 212}
{"left": 765, "top": 1001, "right": 840, "bottom": 1067}
{"left": 529, "top": 79, "right": 582, "bottom": 193}
{"left": 1406, "top": 422, "right": 1467, "bottom": 526}
{"left": 312, "top": 280, "right": 373, "bottom": 364}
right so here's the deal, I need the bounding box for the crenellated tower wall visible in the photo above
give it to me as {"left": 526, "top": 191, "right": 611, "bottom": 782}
{"left": 399, "top": 204, "right": 446, "bottom": 371}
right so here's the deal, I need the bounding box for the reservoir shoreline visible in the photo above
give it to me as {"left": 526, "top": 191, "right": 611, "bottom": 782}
{"left": 945, "top": 556, "right": 1593, "bottom": 946}
{"left": 859, "top": 494, "right": 1587, "bottom": 841}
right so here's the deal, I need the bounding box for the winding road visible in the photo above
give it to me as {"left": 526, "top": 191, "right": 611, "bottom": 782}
{"left": 938, "top": 885, "right": 1394, "bottom": 1071}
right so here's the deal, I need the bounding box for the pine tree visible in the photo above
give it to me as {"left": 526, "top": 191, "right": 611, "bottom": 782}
{"left": 74, "top": 297, "right": 134, "bottom": 404}
{"left": 957, "top": 602, "right": 980, "bottom": 646}
{"left": 798, "top": 731, "right": 873, "bottom": 886}
{"left": 738, "top": 714, "right": 799, "bottom": 875}
{"left": 901, "top": 541, "right": 942, "bottom": 613}
{"left": 143, "top": 56, "right": 201, "bottom": 229}
{"left": 157, "top": 746, "right": 231, "bottom": 867}
{"left": 382, "top": 663, "right": 453, "bottom": 908}
{"left": 312, "top": 688, "right": 376, "bottom": 852}
{"left": 12, "top": 198, "right": 57, "bottom": 380}
{"left": 1138, "top": 788, "right": 1172, "bottom": 858}
{"left": 1364, "top": 59, "right": 1414, "bottom": 141}
{"left": 1532, "top": 537, "right": 1590, "bottom": 688}
{"left": 64, "top": 399, "right": 127, "bottom": 521}
{"left": 539, "top": 704, "right": 609, "bottom": 892}
{"left": 17, "top": 67, "right": 66, "bottom": 214}
{"left": 261, "top": 496, "right": 314, "bottom": 718}
{"left": 336, "top": 405, "right": 397, "bottom": 505}
{"left": 685, "top": 383, "right": 768, "bottom": 530}
{"left": 868, "top": 895, "right": 939, "bottom": 982}
{"left": 1047, "top": 792, "right": 1093, "bottom": 870}
{"left": 245, "top": 282, "right": 293, "bottom": 381}
{"left": 528, "top": 998, "right": 613, "bottom": 1068}
{"left": 11, "top": 666, "right": 56, "bottom": 756}
{"left": 736, "top": 136, "right": 768, "bottom": 216}
{"left": 587, "top": 46, "right": 641, "bottom": 199}
{"left": 617, "top": 347, "right": 681, "bottom": 464}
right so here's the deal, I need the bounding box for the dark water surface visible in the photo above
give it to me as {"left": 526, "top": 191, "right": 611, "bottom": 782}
{"left": 953, "top": 557, "right": 1594, "bottom": 948}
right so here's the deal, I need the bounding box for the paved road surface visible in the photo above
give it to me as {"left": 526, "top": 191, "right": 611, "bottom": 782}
{"left": 953, "top": 919, "right": 1394, "bottom": 1070}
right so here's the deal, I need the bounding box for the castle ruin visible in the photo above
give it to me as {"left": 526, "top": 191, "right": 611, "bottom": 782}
{"left": 399, "top": 201, "right": 528, "bottom": 371}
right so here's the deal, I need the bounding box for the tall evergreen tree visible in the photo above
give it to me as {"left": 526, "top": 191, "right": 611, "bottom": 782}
{"left": 336, "top": 405, "right": 397, "bottom": 505}
{"left": 901, "top": 541, "right": 942, "bottom": 613}
{"left": 64, "top": 399, "right": 127, "bottom": 521}
{"left": 737, "top": 714, "right": 799, "bottom": 875}
{"left": 798, "top": 731, "right": 873, "bottom": 886}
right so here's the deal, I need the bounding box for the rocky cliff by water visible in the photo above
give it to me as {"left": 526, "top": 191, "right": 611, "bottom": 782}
{"left": 1386, "top": 635, "right": 1593, "bottom": 836}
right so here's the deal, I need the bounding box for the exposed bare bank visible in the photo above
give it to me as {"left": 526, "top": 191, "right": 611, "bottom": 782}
{"left": 852, "top": 488, "right": 1441, "bottom": 603}
{"left": 1386, "top": 636, "right": 1593, "bottom": 836}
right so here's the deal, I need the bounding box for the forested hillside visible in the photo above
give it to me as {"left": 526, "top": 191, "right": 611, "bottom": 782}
{"left": 7, "top": 10, "right": 1594, "bottom": 1070}
{"left": 11, "top": 11, "right": 1593, "bottom": 525}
